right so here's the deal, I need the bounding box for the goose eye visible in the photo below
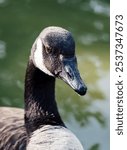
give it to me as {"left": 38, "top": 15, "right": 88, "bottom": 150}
{"left": 45, "top": 46, "right": 52, "bottom": 54}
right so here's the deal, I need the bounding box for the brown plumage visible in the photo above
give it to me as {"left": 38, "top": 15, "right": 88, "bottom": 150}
{"left": 0, "top": 107, "right": 27, "bottom": 150}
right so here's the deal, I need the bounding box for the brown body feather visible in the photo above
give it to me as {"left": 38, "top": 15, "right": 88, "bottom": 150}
{"left": 0, "top": 107, "right": 27, "bottom": 150}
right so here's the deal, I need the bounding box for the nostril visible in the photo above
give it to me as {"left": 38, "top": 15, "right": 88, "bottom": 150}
{"left": 65, "top": 66, "right": 74, "bottom": 80}
{"left": 66, "top": 71, "right": 74, "bottom": 80}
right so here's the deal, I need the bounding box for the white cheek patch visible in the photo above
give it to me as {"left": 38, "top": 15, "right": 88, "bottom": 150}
{"left": 34, "top": 38, "right": 54, "bottom": 77}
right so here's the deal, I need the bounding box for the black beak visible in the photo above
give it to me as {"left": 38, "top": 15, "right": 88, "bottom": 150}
{"left": 58, "top": 57, "right": 87, "bottom": 96}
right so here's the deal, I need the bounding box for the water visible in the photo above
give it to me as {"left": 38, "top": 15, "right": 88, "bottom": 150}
{"left": 0, "top": 0, "right": 109, "bottom": 150}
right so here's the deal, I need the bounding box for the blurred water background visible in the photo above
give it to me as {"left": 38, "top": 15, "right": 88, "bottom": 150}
{"left": 0, "top": 0, "right": 109, "bottom": 150}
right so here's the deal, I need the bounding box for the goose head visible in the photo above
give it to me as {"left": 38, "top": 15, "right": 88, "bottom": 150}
{"left": 31, "top": 26, "right": 87, "bottom": 96}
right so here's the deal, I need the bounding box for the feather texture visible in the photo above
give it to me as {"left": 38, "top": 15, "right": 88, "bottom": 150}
{"left": 0, "top": 107, "right": 27, "bottom": 150}
{"left": 27, "top": 125, "right": 84, "bottom": 150}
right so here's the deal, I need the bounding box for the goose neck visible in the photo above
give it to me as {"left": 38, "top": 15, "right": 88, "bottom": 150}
{"left": 24, "top": 59, "right": 64, "bottom": 134}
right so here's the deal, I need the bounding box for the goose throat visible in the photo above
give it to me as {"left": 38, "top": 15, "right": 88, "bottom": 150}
{"left": 24, "top": 60, "right": 64, "bottom": 134}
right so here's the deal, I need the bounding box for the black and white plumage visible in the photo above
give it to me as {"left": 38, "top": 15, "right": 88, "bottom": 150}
{"left": 0, "top": 26, "right": 87, "bottom": 150}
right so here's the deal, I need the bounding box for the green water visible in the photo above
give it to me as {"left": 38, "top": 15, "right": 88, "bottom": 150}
{"left": 0, "top": 0, "right": 109, "bottom": 150}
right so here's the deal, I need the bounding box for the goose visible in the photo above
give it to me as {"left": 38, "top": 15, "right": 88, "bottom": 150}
{"left": 0, "top": 26, "right": 87, "bottom": 150}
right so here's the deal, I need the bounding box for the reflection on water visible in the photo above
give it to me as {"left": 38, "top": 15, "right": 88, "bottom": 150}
{"left": 0, "top": 40, "right": 6, "bottom": 59}
{"left": 93, "top": 21, "right": 104, "bottom": 31}
{"left": 80, "top": 0, "right": 109, "bottom": 17}
{"left": 79, "top": 33, "right": 109, "bottom": 46}
{"left": 0, "top": 0, "right": 109, "bottom": 150}
{"left": 89, "top": 0, "right": 109, "bottom": 16}
{"left": 0, "top": 0, "right": 5, "bottom": 4}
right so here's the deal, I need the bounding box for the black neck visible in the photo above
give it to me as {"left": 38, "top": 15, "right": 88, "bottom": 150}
{"left": 24, "top": 59, "right": 64, "bottom": 134}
